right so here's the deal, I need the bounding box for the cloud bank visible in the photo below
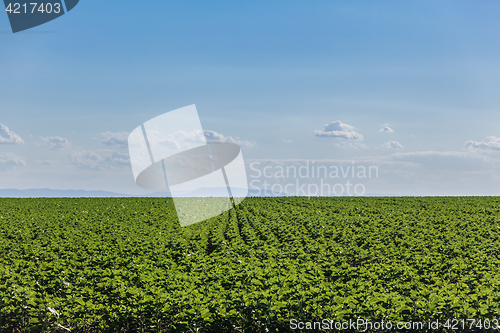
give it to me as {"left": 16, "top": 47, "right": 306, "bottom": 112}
{"left": 465, "top": 136, "right": 500, "bottom": 151}
{"left": 382, "top": 140, "right": 403, "bottom": 149}
{"left": 69, "top": 150, "right": 130, "bottom": 170}
{"left": 37, "top": 136, "right": 70, "bottom": 150}
{"left": 101, "top": 131, "right": 129, "bottom": 148}
{"left": 0, "top": 152, "right": 26, "bottom": 166}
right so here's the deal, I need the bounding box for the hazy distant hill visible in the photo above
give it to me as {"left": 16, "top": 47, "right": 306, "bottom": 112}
{"left": 0, "top": 188, "right": 289, "bottom": 198}
{"left": 0, "top": 189, "right": 172, "bottom": 198}
{"left": 0, "top": 188, "right": 404, "bottom": 198}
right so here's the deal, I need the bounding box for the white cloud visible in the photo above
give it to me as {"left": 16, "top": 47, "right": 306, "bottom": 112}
{"left": 282, "top": 139, "right": 292, "bottom": 144}
{"left": 0, "top": 124, "right": 24, "bottom": 145}
{"left": 0, "top": 152, "right": 26, "bottom": 166}
{"left": 37, "top": 136, "right": 70, "bottom": 150}
{"left": 101, "top": 131, "right": 129, "bottom": 148}
{"left": 379, "top": 125, "right": 394, "bottom": 133}
{"left": 314, "top": 121, "right": 363, "bottom": 140}
{"left": 465, "top": 136, "right": 500, "bottom": 151}
{"left": 69, "top": 150, "right": 130, "bottom": 170}
{"left": 382, "top": 140, "right": 403, "bottom": 149}
{"left": 203, "top": 130, "right": 256, "bottom": 148}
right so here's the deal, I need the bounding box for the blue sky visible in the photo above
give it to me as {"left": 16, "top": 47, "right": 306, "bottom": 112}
{"left": 1, "top": 0, "right": 499, "bottom": 195}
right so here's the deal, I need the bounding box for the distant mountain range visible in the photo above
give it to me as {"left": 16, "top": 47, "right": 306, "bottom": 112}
{"left": 0, "top": 189, "right": 171, "bottom": 198}
{"left": 0, "top": 188, "right": 405, "bottom": 198}
{"left": 0, "top": 188, "right": 282, "bottom": 198}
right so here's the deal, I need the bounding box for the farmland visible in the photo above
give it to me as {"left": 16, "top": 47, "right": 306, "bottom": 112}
{"left": 1, "top": 197, "right": 500, "bottom": 332}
